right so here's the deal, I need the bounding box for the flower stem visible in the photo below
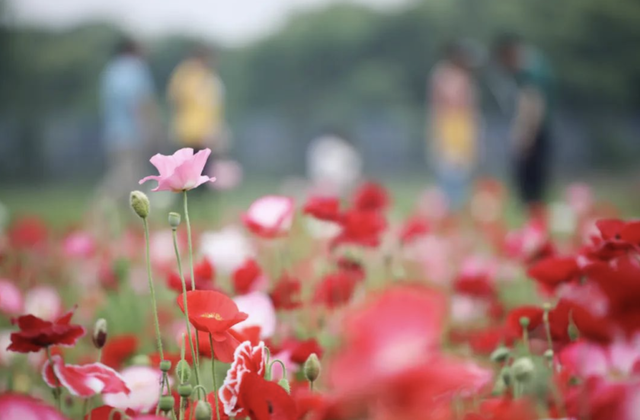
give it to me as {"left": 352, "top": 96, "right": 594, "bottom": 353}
{"left": 46, "top": 347, "right": 62, "bottom": 411}
{"left": 209, "top": 334, "right": 221, "bottom": 420}
{"left": 183, "top": 191, "right": 200, "bottom": 365}
{"left": 142, "top": 218, "right": 164, "bottom": 361}
{"left": 172, "top": 227, "right": 201, "bottom": 385}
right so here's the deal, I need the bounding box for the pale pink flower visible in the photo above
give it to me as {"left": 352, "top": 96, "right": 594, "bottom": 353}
{"left": 0, "top": 393, "right": 69, "bottom": 420}
{"left": 62, "top": 232, "right": 96, "bottom": 258}
{"left": 451, "top": 295, "right": 491, "bottom": 324}
{"left": 242, "top": 195, "right": 295, "bottom": 238}
{"left": 24, "top": 286, "right": 61, "bottom": 321}
{"left": 209, "top": 159, "right": 243, "bottom": 191}
{"left": 139, "top": 148, "right": 215, "bottom": 192}
{"left": 232, "top": 292, "right": 277, "bottom": 339}
{"left": 560, "top": 337, "right": 640, "bottom": 380}
{"left": 103, "top": 366, "right": 167, "bottom": 413}
{"left": 201, "top": 226, "right": 255, "bottom": 275}
{"left": 0, "top": 279, "right": 23, "bottom": 315}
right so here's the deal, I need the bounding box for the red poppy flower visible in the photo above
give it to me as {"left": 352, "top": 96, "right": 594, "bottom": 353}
{"left": 7, "top": 216, "right": 48, "bottom": 250}
{"left": 101, "top": 334, "right": 138, "bottom": 369}
{"left": 85, "top": 406, "right": 136, "bottom": 420}
{"left": 332, "top": 209, "right": 386, "bottom": 248}
{"left": 270, "top": 274, "right": 302, "bottom": 311}
{"left": 313, "top": 271, "right": 359, "bottom": 308}
{"left": 191, "top": 326, "right": 246, "bottom": 363}
{"left": 43, "top": 355, "right": 130, "bottom": 397}
{"left": 233, "top": 259, "right": 262, "bottom": 295}
{"left": 303, "top": 196, "right": 341, "bottom": 222}
{"left": 586, "top": 255, "right": 640, "bottom": 315}
{"left": 237, "top": 372, "right": 297, "bottom": 420}
{"left": 178, "top": 290, "right": 248, "bottom": 336}
{"left": 335, "top": 257, "right": 365, "bottom": 282}
{"left": 527, "top": 256, "right": 580, "bottom": 292}
{"left": 352, "top": 182, "right": 389, "bottom": 212}
{"left": 219, "top": 341, "right": 267, "bottom": 417}
{"left": 8, "top": 308, "right": 85, "bottom": 353}
{"left": 167, "top": 258, "right": 216, "bottom": 293}
{"left": 285, "top": 338, "right": 323, "bottom": 365}
{"left": 399, "top": 215, "right": 430, "bottom": 245}
{"left": 454, "top": 273, "right": 496, "bottom": 299}
{"left": 505, "top": 306, "right": 544, "bottom": 340}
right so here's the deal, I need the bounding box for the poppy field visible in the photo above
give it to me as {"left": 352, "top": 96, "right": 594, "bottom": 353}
{"left": 1, "top": 147, "right": 640, "bottom": 420}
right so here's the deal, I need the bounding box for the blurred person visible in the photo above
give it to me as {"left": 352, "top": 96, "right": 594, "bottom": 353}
{"left": 167, "top": 44, "right": 227, "bottom": 163}
{"left": 306, "top": 129, "right": 362, "bottom": 198}
{"left": 428, "top": 41, "right": 480, "bottom": 211}
{"left": 98, "top": 37, "right": 158, "bottom": 205}
{"left": 494, "top": 34, "right": 554, "bottom": 212}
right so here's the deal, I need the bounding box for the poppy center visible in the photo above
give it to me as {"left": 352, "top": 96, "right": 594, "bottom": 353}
{"left": 201, "top": 312, "right": 223, "bottom": 320}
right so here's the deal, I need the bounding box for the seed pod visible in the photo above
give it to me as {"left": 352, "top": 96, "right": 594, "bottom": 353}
{"left": 511, "top": 357, "right": 535, "bottom": 382}
{"left": 178, "top": 383, "right": 193, "bottom": 398}
{"left": 490, "top": 346, "right": 511, "bottom": 363}
{"left": 168, "top": 212, "right": 181, "bottom": 229}
{"left": 160, "top": 360, "right": 172, "bottom": 373}
{"left": 159, "top": 395, "right": 175, "bottom": 412}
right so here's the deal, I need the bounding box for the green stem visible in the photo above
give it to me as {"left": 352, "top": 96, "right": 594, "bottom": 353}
{"left": 142, "top": 218, "right": 164, "bottom": 360}
{"left": 209, "top": 334, "right": 221, "bottom": 420}
{"left": 97, "top": 348, "right": 103, "bottom": 364}
{"left": 46, "top": 347, "right": 62, "bottom": 412}
{"left": 82, "top": 398, "right": 91, "bottom": 419}
{"left": 172, "top": 227, "right": 201, "bottom": 385}
{"left": 179, "top": 396, "right": 184, "bottom": 420}
{"left": 183, "top": 191, "right": 200, "bottom": 365}
{"left": 269, "top": 359, "right": 287, "bottom": 380}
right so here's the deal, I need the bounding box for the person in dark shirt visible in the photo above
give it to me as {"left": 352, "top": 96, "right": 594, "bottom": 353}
{"left": 494, "top": 34, "right": 554, "bottom": 212}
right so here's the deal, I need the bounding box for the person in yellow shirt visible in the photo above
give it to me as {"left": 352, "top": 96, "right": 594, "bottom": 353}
{"left": 428, "top": 42, "right": 480, "bottom": 211}
{"left": 168, "top": 45, "right": 227, "bottom": 154}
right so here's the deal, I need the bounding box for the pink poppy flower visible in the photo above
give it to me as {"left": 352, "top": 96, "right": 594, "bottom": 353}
{"left": 0, "top": 279, "right": 23, "bottom": 315}
{"left": 62, "top": 231, "right": 96, "bottom": 258}
{"left": 42, "top": 355, "right": 130, "bottom": 398}
{"left": 242, "top": 196, "right": 294, "bottom": 238}
{"left": 103, "top": 366, "right": 168, "bottom": 413}
{"left": 232, "top": 292, "right": 277, "bottom": 339}
{"left": 0, "top": 393, "right": 70, "bottom": 420}
{"left": 139, "top": 148, "right": 215, "bottom": 192}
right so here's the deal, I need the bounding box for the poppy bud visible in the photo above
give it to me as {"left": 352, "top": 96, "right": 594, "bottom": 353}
{"left": 159, "top": 395, "right": 175, "bottom": 412}
{"left": 92, "top": 318, "right": 108, "bottom": 349}
{"left": 160, "top": 360, "right": 172, "bottom": 372}
{"left": 278, "top": 378, "right": 290, "bottom": 394}
{"left": 175, "top": 359, "right": 191, "bottom": 383}
{"left": 304, "top": 353, "right": 321, "bottom": 383}
{"left": 490, "top": 346, "right": 511, "bottom": 363}
{"left": 169, "top": 212, "right": 181, "bottom": 229}
{"left": 544, "top": 349, "right": 554, "bottom": 362}
{"left": 178, "top": 383, "right": 193, "bottom": 398}
{"left": 568, "top": 321, "right": 580, "bottom": 342}
{"left": 511, "top": 357, "right": 535, "bottom": 382}
{"left": 519, "top": 316, "right": 530, "bottom": 329}
{"left": 195, "top": 400, "right": 212, "bottom": 420}
{"left": 130, "top": 191, "right": 150, "bottom": 219}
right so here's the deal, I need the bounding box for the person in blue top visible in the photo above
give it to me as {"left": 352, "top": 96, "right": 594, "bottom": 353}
{"left": 98, "top": 37, "right": 158, "bottom": 205}
{"left": 494, "top": 34, "right": 554, "bottom": 212}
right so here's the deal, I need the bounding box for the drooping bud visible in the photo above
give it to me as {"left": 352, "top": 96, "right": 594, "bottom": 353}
{"left": 278, "top": 378, "right": 290, "bottom": 394}
{"left": 158, "top": 395, "right": 175, "bottom": 412}
{"left": 304, "top": 353, "right": 321, "bottom": 383}
{"left": 178, "top": 383, "right": 193, "bottom": 398}
{"left": 160, "top": 360, "right": 172, "bottom": 373}
{"left": 168, "top": 212, "right": 181, "bottom": 229}
{"left": 511, "top": 357, "right": 535, "bottom": 382}
{"left": 130, "top": 191, "right": 150, "bottom": 219}
{"left": 92, "top": 318, "right": 108, "bottom": 349}
{"left": 175, "top": 359, "right": 191, "bottom": 383}
{"left": 195, "top": 400, "right": 212, "bottom": 420}
{"left": 490, "top": 346, "right": 511, "bottom": 363}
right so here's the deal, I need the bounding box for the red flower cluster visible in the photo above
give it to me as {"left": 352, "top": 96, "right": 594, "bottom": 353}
{"left": 8, "top": 309, "right": 85, "bottom": 353}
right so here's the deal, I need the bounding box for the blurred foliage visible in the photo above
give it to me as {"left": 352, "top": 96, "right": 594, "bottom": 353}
{"left": 0, "top": 0, "right": 639, "bottom": 177}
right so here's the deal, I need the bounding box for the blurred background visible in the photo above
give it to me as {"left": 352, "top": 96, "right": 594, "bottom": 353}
{"left": 0, "top": 0, "right": 639, "bottom": 220}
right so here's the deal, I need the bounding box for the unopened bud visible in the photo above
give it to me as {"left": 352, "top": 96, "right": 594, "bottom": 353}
{"left": 130, "top": 191, "right": 150, "bottom": 219}
{"left": 278, "top": 378, "right": 290, "bottom": 394}
{"left": 159, "top": 360, "right": 172, "bottom": 372}
{"left": 195, "top": 400, "right": 212, "bottom": 420}
{"left": 168, "top": 212, "right": 181, "bottom": 229}
{"left": 175, "top": 359, "right": 191, "bottom": 383}
{"left": 519, "top": 316, "right": 530, "bottom": 329}
{"left": 92, "top": 318, "right": 108, "bottom": 349}
{"left": 177, "top": 383, "right": 193, "bottom": 398}
{"left": 158, "top": 395, "right": 175, "bottom": 412}
{"left": 544, "top": 349, "right": 554, "bottom": 362}
{"left": 490, "top": 346, "right": 511, "bottom": 363}
{"left": 542, "top": 302, "right": 552, "bottom": 312}
{"left": 568, "top": 322, "right": 580, "bottom": 342}
{"left": 511, "top": 357, "right": 535, "bottom": 382}
{"left": 304, "top": 353, "right": 321, "bottom": 383}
